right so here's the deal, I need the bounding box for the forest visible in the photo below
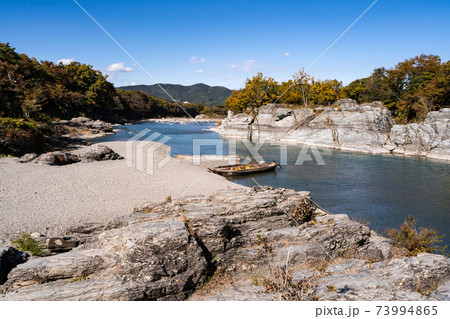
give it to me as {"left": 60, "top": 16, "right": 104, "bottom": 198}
{"left": 0, "top": 42, "right": 209, "bottom": 123}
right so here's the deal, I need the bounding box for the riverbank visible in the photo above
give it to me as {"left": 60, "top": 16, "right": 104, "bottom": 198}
{"left": 0, "top": 141, "right": 244, "bottom": 245}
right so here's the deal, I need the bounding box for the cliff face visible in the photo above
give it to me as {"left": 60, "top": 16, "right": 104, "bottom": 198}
{"left": 214, "top": 99, "right": 449, "bottom": 160}
{"left": 1, "top": 187, "right": 449, "bottom": 301}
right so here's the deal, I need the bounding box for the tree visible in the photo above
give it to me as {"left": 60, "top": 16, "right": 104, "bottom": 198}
{"left": 278, "top": 69, "right": 314, "bottom": 107}
{"left": 311, "top": 79, "right": 342, "bottom": 106}
{"left": 225, "top": 73, "right": 279, "bottom": 112}
{"left": 341, "top": 79, "right": 367, "bottom": 104}
{"left": 0, "top": 43, "right": 20, "bottom": 64}
{"left": 341, "top": 54, "right": 449, "bottom": 122}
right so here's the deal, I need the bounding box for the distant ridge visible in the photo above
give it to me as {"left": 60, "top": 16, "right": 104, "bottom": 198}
{"left": 117, "top": 83, "right": 232, "bottom": 106}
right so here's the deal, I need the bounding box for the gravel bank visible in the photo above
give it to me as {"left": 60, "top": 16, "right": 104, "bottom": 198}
{"left": 0, "top": 141, "right": 244, "bottom": 245}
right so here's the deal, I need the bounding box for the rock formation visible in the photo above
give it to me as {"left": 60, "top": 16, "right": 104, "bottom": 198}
{"left": 18, "top": 144, "right": 123, "bottom": 166}
{"left": 213, "top": 100, "right": 449, "bottom": 160}
{"left": 1, "top": 187, "right": 448, "bottom": 301}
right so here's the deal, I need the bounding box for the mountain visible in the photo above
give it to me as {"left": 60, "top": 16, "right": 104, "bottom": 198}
{"left": 117, "top": 83, "right": 232, "bottom": 106}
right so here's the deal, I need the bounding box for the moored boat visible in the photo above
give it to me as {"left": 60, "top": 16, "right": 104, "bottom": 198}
{"left": 208, "top": 161, "right": 280, "bottom": 176}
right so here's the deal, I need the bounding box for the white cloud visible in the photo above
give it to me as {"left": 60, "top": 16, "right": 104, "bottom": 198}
{"left": 229, "top": 64, "right": 237, "bottom": 69}
{"left": 211, "top": 71, "right": 217, "bottom": 75}
{"left": 57, "top": 58, "right": 75, "bottom": 65}
{"left": 106, "top": 62, "right": 133, "bottom": 72}
{"left": 243, "top": 59, "right": 256, "bottom": 72}
{"left": 196, "top": 69, "right": 204, "bottom": 73}
{"left": 284, "top": 52, "right": 290, "bottom": 57}
{"left": 124, "top": 81, "right": 137, "bottom": 85}
{"left": 190, "top": 56, "right": 206, "bottom": 64}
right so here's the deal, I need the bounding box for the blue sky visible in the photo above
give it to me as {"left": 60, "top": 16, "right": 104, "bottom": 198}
{"left": 1, "top": 0, "right": 449, "bottom": 89}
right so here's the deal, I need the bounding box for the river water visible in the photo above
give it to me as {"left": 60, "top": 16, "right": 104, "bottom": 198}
{"left": 95, "top": 121, "right": 450, "bottom": 248}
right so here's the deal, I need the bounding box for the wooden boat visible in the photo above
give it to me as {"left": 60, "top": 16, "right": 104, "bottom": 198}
{"left": 208, "top": 161, "right": 280, "bottom": 176}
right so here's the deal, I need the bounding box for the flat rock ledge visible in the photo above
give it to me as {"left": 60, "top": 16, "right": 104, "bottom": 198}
{"left": 1, "top": 187, "right": 448, "bottom": 301}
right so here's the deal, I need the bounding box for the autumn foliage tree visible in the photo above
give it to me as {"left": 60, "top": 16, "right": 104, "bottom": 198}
{"left": 342, "top": 55, "right": 450, "bottom": 122}
{"left": 279, "top": 69, "right": 315, "bottom": 106}
{"left": 225, "top": 73, "right": 279, "bottom": 113}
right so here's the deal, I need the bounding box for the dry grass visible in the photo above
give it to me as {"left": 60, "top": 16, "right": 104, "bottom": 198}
{"left": 194, "top": 271, "right": 233, "bottom": 296}
{"left": 261, "top": 266, "right": 321, "bottom": 301}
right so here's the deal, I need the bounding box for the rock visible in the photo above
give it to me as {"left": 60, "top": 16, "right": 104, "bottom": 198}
{"left": 432, "top": 280, "right": 450, "bottom": 301}
{"left": 0, "top": 247, "right": 29, "bottom": 285}
{"left": 30, "top": 232, "right": 42, "bottom": 239}
{"left": 29, "top": 145, "right": 122, "bottom": 166}
{"left": 1, "top": 187, "right": 448, "bottom": 300}
{"left": 316, "top": 253, "right": 449, "bottom": 300}
{"left": 18, "top": 153, "right": 38, "bottom": 163}
{"left": 213, "top": 99, "right": 450, "bottom": 160}
{"left": 390, "top": 108, "right": 449, "bottom": 160}
{"left": 46, "top": 237, "right": 80, "bottom": 252}
{"left": 69, "top": 117, "right": 113, "bottom": 132}
{"left": 76, "top": 145, "right": 123, "bottom": 162}
{"left": 33, "top": 151, "right": 80, "bottom": 165}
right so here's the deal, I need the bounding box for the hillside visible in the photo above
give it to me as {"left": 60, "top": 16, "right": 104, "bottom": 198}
{"left": 118, "top": 83, "right": 232, "bottom": 106}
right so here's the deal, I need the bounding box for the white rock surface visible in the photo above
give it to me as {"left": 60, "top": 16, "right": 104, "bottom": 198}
{"left": 214, "top": 99, "right": 449, "bottom": 160}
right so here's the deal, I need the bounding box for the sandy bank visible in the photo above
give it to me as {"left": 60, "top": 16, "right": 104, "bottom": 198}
{"left": 0, "top": 141, "right": 244, "bottom": 245}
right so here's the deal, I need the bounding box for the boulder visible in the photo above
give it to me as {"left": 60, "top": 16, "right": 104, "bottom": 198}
{"left": 18, "top": 153, "right": 38, "bottom": 163}
{"left": 34, "top": 151, "right": 80, "bottom": 165}
{"left": 76, "top": 145, "right": 123, "bottom": 162}
{"left": 28, "top": 145, "right": 122, "bottom": 166}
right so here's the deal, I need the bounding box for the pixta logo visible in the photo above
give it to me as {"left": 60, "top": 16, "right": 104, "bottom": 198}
{"left": 126, "top": 129, "right": 172, "bottom": 175}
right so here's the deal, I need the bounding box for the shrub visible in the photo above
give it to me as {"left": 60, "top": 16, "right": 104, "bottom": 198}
{"left": 0, "top": 117, "right": 39, "bottom": 133}
{"left": 385, "top": 215, "right": 446, "bottom": 257}
{"left": 11, "top": 233, "right": 46, "bottom": 257}
{"left": 289, "top": 199, "right": 318, "bottom": 225}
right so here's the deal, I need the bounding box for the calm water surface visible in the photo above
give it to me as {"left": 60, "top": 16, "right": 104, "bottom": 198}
{"left": 95, "top": 121, "right": 450, "bottom": 247}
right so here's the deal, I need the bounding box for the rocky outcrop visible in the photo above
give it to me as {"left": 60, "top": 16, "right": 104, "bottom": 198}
{"left": 20, "top": 144, "right": 123, "bottom": 166}
{"left": 214, "top": 100, "right": 449, "bottom": 160}
{"left": 1, "top": 187, "right": 448, "bottom": 301}
{"left": 57, "top": 117, "right": 113, "bottom": 133}
{"left": 390, "top": 108, "right": 450, "bottom": 160}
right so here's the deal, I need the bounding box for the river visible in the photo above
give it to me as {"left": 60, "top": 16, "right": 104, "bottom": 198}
{"left": 94, "top": 120, "right": 450, "bottom": 248}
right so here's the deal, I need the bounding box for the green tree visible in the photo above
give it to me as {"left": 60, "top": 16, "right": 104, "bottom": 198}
{"left": 341, "top": 79, "right": 367, "bottom": 104}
